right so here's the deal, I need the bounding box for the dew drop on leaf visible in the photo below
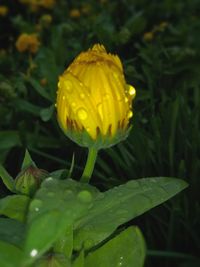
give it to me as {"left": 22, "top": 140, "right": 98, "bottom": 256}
{"left": 30, "top": 249, "right": 38, "bottom": 257}
{"left": 29, "top": 199, "right": 43, "bottom": 212}
{"left": 77, "top": 190, "right": 93, "bottom": 203}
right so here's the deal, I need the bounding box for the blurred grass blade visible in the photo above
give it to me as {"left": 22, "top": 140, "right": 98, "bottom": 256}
{"left": 0, "top": 164, "right": 15, "bottom": 192}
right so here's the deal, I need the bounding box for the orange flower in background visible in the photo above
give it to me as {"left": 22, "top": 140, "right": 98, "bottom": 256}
{"left": 69, "top": 8, "right": 81, "bottom": 19}
{"left": 16, "top": 33, "right": 40, "bottom": 53}
{"left": 143, "top": 31, "right": 154, "bottom": 42}
{"left": 19, "top": 0, "right": 55, "bottom": 10}
{"left": 0, "top": 5, "right": 8, "bottom": 16}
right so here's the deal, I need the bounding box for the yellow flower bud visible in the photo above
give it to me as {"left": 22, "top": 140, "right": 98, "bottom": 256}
{"left": 56, "top": 44, "right": 136, "bottom": 148}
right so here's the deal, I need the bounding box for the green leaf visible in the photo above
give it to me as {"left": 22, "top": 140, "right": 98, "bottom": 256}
{"left": 74, "top": 177, "right": 188, "bottom": 250}
{"left": 0, "top": 164, "right": 15, "bottom": 192}
{"left": 0, "top": 131, "right": 21, "bottom": 150}
{"left": 0, "top": 195, "right": 30, "bottom": 222}
{"left": 0, "top": 218, "right": 25, "bottom": 248}
{"left": 13, "top": 99, "right": 41, "bottom": 116}
{"left": 23, "top": 178, "right": 99, "bottom": 265}
{"left": 72, "top": 250, "right": 84, "bottom": 267}
{"left": 27, "top": 77, "right": 52, "bottom": 101}
{"left": 85, "top": 226, "right": 146, "bottom": 267}
{"left": 40, "top": 104, "right": 55, "bottom": 122}
{"left": 21, "top": 149, "right": 36, "bottom": 170}
{"left": 0, "top": 240, "right": 23, "bottom": 267}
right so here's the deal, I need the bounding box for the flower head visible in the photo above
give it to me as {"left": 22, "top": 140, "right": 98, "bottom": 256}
{"left": 0, "top": 5, "right": 8, "bottom": 16}
{"left": 69, "top": 8, "right": 81, "bottom": 18}
{"left": 15, "top": 33, "right": 40, "bottom": 53}
{"left": 56, "top": 44, "right": 136, "bottom": 148}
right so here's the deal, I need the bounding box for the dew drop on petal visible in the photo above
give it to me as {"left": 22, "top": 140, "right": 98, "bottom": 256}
{"left": 128, "top": 110, "right": 133, "bottom": 118}
{"left": 54, "top": 103, "right": 57, "bottom": 107}
{"left": 77, "top": 108, "right": 88, "bottom": 120}
{"left": 64, "top": 80, "right": 73, "bottom": 93}
{"left": 128, "top": 85, "right": 136, "bottom": 97}
{"left": 72, "top": 102, "right": 76, "bottom": 108}
{"left": 80, "top": 93, "right": 85, "bottom": 99}
{"left": 125, "top": 97, "right": 129, "bottom": 103}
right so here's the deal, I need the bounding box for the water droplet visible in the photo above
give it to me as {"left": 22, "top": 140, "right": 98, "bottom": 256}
{"left": 46, "top": 177, "right": 53, "bottom": 182}
{"left": 30, "top": 249, "right": 38, "bottom": 257}
{"left": 64, "top": 80, "right": 73, "bottom": 93}
{"left": 80, "top": 93, "right": 85, "bottom": 99}
{"left": 113, "top": 72, "right": 118, "bottom": 79}
{"left": 124, "top": 97, "right": 128, "bottom": 103}
{"left": 128, "top": 85, "right": 136, "bottom": 97}
{"left": 71, "top": 102, "right": 76, "bottom": 108}
{"left": 97, "top": 103, "right": 103, "bottom": 120}
{"left": 62, "top": 95, "right": 66, "bottom": 100}
{"left": 77, "top": 108, "right": 88, "bottom": 120}
{"left": 117, "top": 256, "right": 124, "bottom": 266}
{"left": 54, "top": 103, "right": 57, "bottom": 107}
{"left": 128, "top": 111, "right": 133, "bottom": 118}
{"left": 77, "top": 190, "right": 93, "bottom": 203}
{"left": 29, "top": 199, "right": 43, "bottom": 212}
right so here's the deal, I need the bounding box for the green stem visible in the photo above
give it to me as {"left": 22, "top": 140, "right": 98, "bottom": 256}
{"left": 81, "top": 147, "right": 98, "bottom": 183}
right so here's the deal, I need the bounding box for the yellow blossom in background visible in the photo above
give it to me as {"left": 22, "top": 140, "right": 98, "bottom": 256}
{"left": 69, "top": 8, "right": 81, "bottom": 19}
{"left": 16, "top": 33, "right": 40, "bottom": 53}
{"left": 143, "top": 31, "right": 154, "bottom": 41}
{"left": 19, "top": 0, "right": 55, "bottom": 11}
{"left": 81, "top": 4, "right": 91, "bottom": 15}
{"left": 0, "top": 6, "right": 8, "bottom": 16}
{"left": 40, "top": 78, "right": 47, "bottom": 86}
{"left": 41, "top": 0, "right": 55, "bottom": 9}
{"left": 56, "top": 44, "right": 136, "bottom": 148}
{"left": 39, "top": 14, "right": 52, "bottom": 27}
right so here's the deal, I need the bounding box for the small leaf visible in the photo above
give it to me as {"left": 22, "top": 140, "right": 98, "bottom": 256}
{"left": 21, "top": 149, "right": 36, "bottom": 170}
{"left": 28, "top": 77, "right": 52, "bottom": 101}
{"left": 0, "top": 195, "right": 30, "bottom": 222}
{"left": 0, "top": 131, "right": 21, "bottom": 150}
{"left": 85, "top": 226, "right": 146, "bottom": 267}
{"left": 40, "top": 104, "right": 55, "bottom": 122}
{"left": 0, "top": 240, "right": 23, "bottom": 267}
{"left": 0, "top": 164, "right": 15, "bottom": 192}
{"left": 0, "top": 218, "right": 25, "bottom": 248}
{"left": 74, "top": 177, "right": 188, "bottom": 250}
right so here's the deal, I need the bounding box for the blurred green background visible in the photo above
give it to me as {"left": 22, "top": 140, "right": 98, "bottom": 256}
{"left": 0, "top": 0, "right": 200, "bottom": 266}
